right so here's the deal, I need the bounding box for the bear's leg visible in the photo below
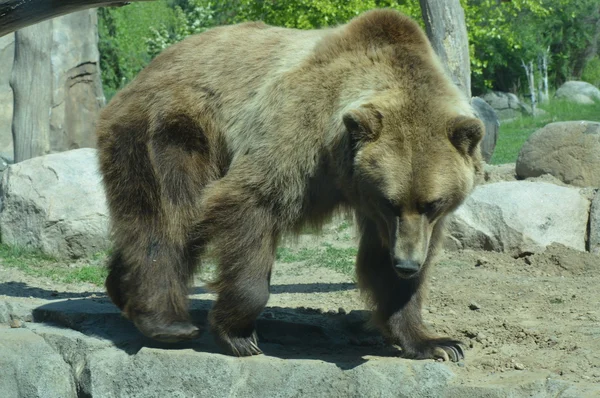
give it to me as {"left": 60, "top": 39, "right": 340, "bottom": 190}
{"left": 356, "top": 217, "right": 464, "bottom": 362}
{"left": 105, "top": 250, "right": 126, "bottom": 310}
{"left": 118, "top": 235, "right": 202, "bottom": 343}
{"left": 198, "top": 181, "right": 277, "bottom": 356}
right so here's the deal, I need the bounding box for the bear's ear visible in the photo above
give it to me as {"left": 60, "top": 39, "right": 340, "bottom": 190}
{"left": 343, "top": 105, "right": 383, "bottom": 143}
{"left": 448, "top": 116, "right": 484, "bottom": 157}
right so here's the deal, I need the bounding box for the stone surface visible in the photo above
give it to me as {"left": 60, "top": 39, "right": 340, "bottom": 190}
{"left": 9, "top": 10, "right": 104, "bottom": 162}
{"left": 0, "top": 148, "right": 109, "bottom": 258}
{"left": 590, "top": 191, "right": 600, "bottom": 255}
{"left": 0, "top": 327, "right": 77, "bottom": 398}
{"left": 471, "top": 97, "right": 499, "bottom": 162}
{"left": 516, "top": 121, "right": 600, "bottom": 187}
{"left": 446, "top": 181, "right": 590, "bottom": 254}
{"left": 480, "top": 92, "right": 530, "bottom": 120}
{"left": 482, "top": 163, "right": 515, "bottom": 184}
{"left": 555, "top": 81, "right": 600, "bottom": 104}
{"left": 0, "top": 33, "right": 14, "bottom": 160}
{"left": 0, "top": 297, "right": 596, "bottom": 398}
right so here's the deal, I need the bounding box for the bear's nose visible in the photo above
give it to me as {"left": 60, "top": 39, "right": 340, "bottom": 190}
{"left": 394, "top": 258, "right": 420, "bottom": 274}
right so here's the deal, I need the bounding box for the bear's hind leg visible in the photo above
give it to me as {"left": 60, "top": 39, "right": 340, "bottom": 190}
{"left": 120, "top": 237, "right": 201, "bottom": 343}
{"left": 355, "top": 216, "right": 464, "bottom": 362}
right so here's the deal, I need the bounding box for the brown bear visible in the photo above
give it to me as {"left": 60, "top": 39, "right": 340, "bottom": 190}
{"left": 97, "top": 8, "right": 483, "bottom": 362}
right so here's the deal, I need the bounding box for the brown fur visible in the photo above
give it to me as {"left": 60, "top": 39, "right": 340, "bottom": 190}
{"left": 97, "top": 9, "right": 483, "bottom": 360}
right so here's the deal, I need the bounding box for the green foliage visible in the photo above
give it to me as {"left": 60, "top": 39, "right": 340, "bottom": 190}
{"left": 582, "top": 56, "right": 600, "bottom": 87}
{"left": 462, "top": 0, "right": 600, "bottom": 94}
{"left": 490, "top": 99, "right": 600, "bottom": 164}
{"left": 98, "top": 0, "right": 599, "bottom": 99}
{"left": 98, "top": 1, "right": 180, "bottom": 100}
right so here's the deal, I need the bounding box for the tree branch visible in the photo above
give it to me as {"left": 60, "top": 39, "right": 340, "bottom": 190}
{"left": 0, "top": 0, "right": 155, "bottom": 37}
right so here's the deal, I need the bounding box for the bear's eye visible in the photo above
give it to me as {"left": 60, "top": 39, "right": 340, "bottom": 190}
{"left": 418, "top": 199, "right": 443, "bottom": 219}
{"left": 383, "top": 198, "right": 403, "bottom": 217}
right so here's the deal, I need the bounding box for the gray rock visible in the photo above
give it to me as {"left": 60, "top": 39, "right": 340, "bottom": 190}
{"left": 0, "top": 34, "right": 14, "bottom": 159}
{"left": 590, "top": 191, "right": 600, "bottom": 255}
{"left": 471, "top": 97, "right": 499, "bottom": 162}
{"left": 1, "top": 298, "right": 598, "bottom": 398}
{"left": 0, "top": 148, "right": 109, "bottom": 259}
{"left": 483, "top": 163, "right": 515, "bottom": 184}
{"left": 0, "top": 328, "right": 77, "bottom": 398}
{"left": 480, "top": 92, "right": 530, "bottom": 120}
{"left": 555, "top": 81, "right": 600, "bottom": 104}
{"left": 446, "top": 181, "right": 590, "bottom": 254}
{"left": 516, "top": 121, "right": 600, "bottom": 187}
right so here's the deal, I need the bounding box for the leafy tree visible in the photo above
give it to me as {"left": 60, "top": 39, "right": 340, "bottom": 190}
{"left": 98, "top": 1, "right": 180, "bottom": 99}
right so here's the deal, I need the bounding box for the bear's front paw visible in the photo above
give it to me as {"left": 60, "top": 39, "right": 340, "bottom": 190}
{"left": 214, "top": 329, "right": 262, "bottom": 357}
{"left": 402, "top": 337, "right": 465, "bottom": 362}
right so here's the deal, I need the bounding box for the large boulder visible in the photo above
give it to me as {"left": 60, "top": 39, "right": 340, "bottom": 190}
{"left": 446, "top": 181, "right": 590, "bottom": 254}
{"left": 0, "top": 148, "right": 109, "bottom": 259}
{"left": 480, "top": 92, "right": 530, "bottom": 120}
{"left": 555, "top": 81, "right": 600, "bottom": 104}
{"left": 516, "top": 121, "right": 600, "bottom": 187}
{"left": 471, "top": 97, "right": 499, "bottom": 162}
{"left": 8, "top": 10, "right": 104, "bottom": 161}
{"left": 590, "top": 191, "right": 600, "bottom": 255}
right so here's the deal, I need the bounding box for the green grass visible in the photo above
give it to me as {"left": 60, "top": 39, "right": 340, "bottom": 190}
{"left": 490, "top": 99, "right": 600, "bottom": 165}
{"left": 0, "top": 245, "right": 108, "bottom": 286}
{"left": 276, "top": 243, "right": 358, "bottom": 276}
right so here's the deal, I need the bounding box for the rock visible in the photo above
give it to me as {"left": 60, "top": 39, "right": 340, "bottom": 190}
{"left": 514, "top": 362, "right": 525, "bottom": 370}
{"left": 471, "top": 97, "right": 499, "bottom": 162}
{"left": 446, "top": 181, "right": 590, "bottom": 254}
{"left": 483, "top": 163, "right": 515, "bottom": 184}
{"left": 0, "top": 33, "right": 14, "bottom": 159}
{"left": 516, "top": 121, "right": 600, "bottom": 187}
{"left": 469, "top": 302, "right": 481, "bottom": 311}
{"left": 8, "top": 10, "right": 104, "bottom": 161}
{"left": 480, "top": 92, "right": 531, "bottom": 120}
{"left": 0, "top": 148, "right": 109, "bottom": 259}
{"left": 555, "top": 81, "right": 600, "bottom": 104}
{"left": 9, "top": 319, "right": 22, "bottom": 328}
{"left": 0, "top": 328, "right": 77, "bottom": 398}
{"left": 0, "top": 298, "right": 596, "bottom": 397}
{"left": 590, "top": 191, "right": 600, "bottom": 255}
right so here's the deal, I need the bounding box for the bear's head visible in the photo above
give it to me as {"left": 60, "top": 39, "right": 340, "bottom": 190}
{"left": 345, "top": 97, "right": 483, "bottom": 277}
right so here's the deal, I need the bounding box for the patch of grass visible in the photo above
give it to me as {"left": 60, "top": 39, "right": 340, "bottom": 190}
{"left": 490, "top": 99, "right": 600, "bottom": 164}
{"left": 0, "top": 244, "right": 108, "bottom": 286}
{"left": 276, "top": 244, "right": 358, "bottom": 276}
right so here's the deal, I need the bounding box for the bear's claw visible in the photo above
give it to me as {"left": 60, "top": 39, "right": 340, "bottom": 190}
{"left": 402, "top": 338, "right": 465, "bottom": 362}
{"left": 216, "top": 330, "right": 263, "bottom": 357}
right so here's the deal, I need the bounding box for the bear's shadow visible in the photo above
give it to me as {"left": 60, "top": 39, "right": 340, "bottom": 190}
{"left": 27, "top": 284, "right": 401, "bottom": 370}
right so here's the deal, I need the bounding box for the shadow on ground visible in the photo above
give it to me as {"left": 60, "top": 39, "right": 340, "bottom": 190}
{"left": 31, "top": 295, "right": 398, "bottom": 370}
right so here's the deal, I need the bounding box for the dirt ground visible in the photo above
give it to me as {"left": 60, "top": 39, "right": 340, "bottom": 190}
{"left": 1, "top": 222, "right": 599, "bottom": 390}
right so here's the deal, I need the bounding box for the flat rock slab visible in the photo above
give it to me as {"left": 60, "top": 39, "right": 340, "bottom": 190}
{"left": 1, "top": 298, "right": 598, "bottom": 398}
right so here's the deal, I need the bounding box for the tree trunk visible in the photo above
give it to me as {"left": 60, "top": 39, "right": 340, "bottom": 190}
{"left": 10, "top": 20, "right": 53, "bottom": 162}
{"left": 537, "top": 48, "right": 549, "bottom": 104}
{"left": 522, "top": 59, "right": 536, "bottom": 115}
{"left": 0, "top": 0, "right": 154, "bottom": 37}
{"left": 419, "top": 0, "right": 472, "bottom": 97}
